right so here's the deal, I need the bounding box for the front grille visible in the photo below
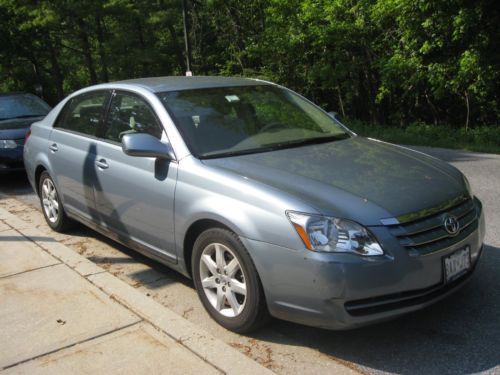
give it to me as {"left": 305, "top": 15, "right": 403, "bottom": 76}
{"left": 387, "top": 198, "right": 479, "bottom": 255}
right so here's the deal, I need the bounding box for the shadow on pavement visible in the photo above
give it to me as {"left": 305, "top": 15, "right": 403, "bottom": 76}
{"left": 129, "top": 268, "right": 192, "bottom": 289}
{"left": 252, "top": 244, "right": 500, "bottom": 374}
{"left": 86, "top": 255, "right": 140, "bottom": 265}
{"left": 0, "top": 171, "right": 34, "bottom": 196}
{"left": 66, "top": 225, "right": 192, "bottom": 290}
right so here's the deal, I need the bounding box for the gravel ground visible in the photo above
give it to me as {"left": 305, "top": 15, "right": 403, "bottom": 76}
{"left": 1, "top": 145, "right": 499, "bottom": 374}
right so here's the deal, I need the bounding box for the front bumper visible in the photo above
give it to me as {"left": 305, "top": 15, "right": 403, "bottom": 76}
{"left": 242, "top": 200, "right": 485, "bottom": 330}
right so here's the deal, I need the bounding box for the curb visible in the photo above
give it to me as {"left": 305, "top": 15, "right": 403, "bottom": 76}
{"left": 0, "top": 207, "right": 273, "bottom": 374}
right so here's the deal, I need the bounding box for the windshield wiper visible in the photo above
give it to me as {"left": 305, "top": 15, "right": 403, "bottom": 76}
{"left": 201, "top": 133, "right": 350, "bottom": 159}
{"left": 276, "top": 133, "right": 350, "bottom": 149}
{"left": 201, "top": 145, "right": 282, "bottom": 159}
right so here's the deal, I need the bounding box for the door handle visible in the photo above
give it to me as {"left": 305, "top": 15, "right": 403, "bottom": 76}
{"left": 95, "top": 159, "right": 109, "bottom": 169}
{"left": 49, "top": 143, "right": 58, "bottom": 152}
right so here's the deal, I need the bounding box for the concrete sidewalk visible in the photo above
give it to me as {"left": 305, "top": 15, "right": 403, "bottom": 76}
{"left": 0, "top": 207, "right": 272, "bottom": 374}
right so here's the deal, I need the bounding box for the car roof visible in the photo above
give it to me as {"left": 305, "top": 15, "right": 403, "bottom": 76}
{"left": 113, "top": 76, "right": 270, "bottom": 93}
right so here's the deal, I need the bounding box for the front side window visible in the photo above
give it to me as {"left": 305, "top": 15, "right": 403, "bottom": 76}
{"left": 103, "top": 92, "right": 163, "bottom": 143}
{"left": 157, "top": 85, "right": 349, "bottom": 158}
{"left": 55, "top": 91, "right": 110, "bottom": 136}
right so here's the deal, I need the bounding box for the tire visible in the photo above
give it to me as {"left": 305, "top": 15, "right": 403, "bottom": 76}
{"left": 192, "top": 228, "right": 269, "bottom": 333}
{"left": 38, "top": 171, "right": 73, "bottom": 232}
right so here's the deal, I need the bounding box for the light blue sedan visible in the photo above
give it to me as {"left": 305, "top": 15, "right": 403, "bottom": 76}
{"left": 24, "top": 77, "right": 485, "bottom": 332}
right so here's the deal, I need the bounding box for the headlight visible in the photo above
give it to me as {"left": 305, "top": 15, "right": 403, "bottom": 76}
{"left": 287, "top": 211, "right": 383, "bottom": 256}
{"left": 0, "top": 140, "right": 18, "bottom": 149}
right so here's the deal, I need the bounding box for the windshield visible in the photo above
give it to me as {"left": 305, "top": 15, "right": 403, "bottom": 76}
{"left": 0, "top": 94, "right": 51, "bottom": 121}
{"left": 157, "top": 85, "right": 350, "bottom": 158}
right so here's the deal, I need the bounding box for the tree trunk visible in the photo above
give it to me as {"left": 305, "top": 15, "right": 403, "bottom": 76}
{"left": 225, "top": 4, "right": 245, "bottom": 71}
{"left": 135, "top": 18, "right": 149, "bottom": 76}
{"left": 425, "top": 92, "right": 439, "bottom": 125}
{"left": 76, "top": 18, "right": 98, "bottom": 84}
{"left": 28, "top": 53, "right": 44, "bottom": 97}
{"left": 363, "top": 44, "right": 378, "bottom": 124}
{"left": 47, "top": 37, "right": 65, "bottom": 100}
{"left": 96, "top": 13, "right": 109, "bottom": 82}
{"left": 464, "top": 90, "right": 470, "bottom": 131}
{"left": 337, "top": 86, "right": 346, "bottom": 117}
{"left": 167, "top": 23, "right": 186, "bottom": 73}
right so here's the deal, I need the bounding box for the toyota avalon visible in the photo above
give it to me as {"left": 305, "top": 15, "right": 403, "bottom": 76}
{"left": 24, "top": 77, "right": 485, "bottom": 332}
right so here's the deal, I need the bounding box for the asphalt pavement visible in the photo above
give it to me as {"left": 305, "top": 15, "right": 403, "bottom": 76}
{"left": 0, "top": 145, "right": 499, "bottom": 374}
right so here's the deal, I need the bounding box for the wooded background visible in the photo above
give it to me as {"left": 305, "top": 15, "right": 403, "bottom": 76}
{"left": 1, "top": 0, "right": 499, "bottom": 129}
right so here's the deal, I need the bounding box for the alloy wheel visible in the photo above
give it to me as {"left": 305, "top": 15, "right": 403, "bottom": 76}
{"left": 41, "top": 178, "right": 59, "bottom": 223}
{"left": 199, "top": 242, "right": 247, "bottom": 317}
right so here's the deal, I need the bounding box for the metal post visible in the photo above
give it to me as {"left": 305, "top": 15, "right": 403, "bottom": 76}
{"left": 182, "top": 0, "right": 193, "bottom": 76}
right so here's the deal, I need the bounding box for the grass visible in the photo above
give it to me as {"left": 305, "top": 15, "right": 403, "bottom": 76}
{"left": 347, "top": 122, "right": 500, "bottom": 154}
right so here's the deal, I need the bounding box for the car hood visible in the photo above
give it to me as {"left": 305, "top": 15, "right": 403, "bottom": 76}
{"left": 202, "top": 137, "right": 468, "bottom": 225}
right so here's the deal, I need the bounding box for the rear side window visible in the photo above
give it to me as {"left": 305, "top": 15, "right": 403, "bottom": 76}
{"left": 103, "top": 92, "right": 163, "bottom": 143}
{"left": 54, "top": 91, "right": 110, "bottom": 136}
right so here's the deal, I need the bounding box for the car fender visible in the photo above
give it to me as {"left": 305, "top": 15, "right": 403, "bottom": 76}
{"left": 173, "top": 157, "right": 319, "bottom": 272}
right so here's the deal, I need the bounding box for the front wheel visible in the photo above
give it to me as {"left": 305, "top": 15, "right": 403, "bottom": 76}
{"left": 192, "top": 228, "right": 269, "bottom": 333}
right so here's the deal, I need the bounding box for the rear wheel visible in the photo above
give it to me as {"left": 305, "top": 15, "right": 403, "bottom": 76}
{"left": 39, "top": 171, "right": 73, "bottom": 232}
{"left": 192, "top": 228, "right": 269, "bottom": 333}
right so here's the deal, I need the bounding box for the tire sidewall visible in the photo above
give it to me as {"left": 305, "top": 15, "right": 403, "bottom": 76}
{"left": 192, "top": 228, "right": 263, "bottom": 332}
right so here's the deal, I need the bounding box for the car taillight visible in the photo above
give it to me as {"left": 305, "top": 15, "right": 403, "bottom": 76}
{"left": 24, "top": 129, "right": 32, "bottom": 144}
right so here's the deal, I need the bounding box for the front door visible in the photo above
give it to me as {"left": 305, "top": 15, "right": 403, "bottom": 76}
{"left": 93, "top": 91, "right": 178, "bottom": 261}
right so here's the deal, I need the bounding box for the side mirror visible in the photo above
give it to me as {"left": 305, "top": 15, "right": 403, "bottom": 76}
{"left": 121, "top": 133, "right": 175, "bottom": 160}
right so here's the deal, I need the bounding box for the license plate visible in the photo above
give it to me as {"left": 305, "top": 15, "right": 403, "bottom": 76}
{"left": 443, "top": 246, "right": 471, "bottom": 283}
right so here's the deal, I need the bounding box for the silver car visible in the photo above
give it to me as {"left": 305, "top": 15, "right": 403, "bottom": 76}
{"left": 24, "top": 77, "right": 485, "bottom": 332}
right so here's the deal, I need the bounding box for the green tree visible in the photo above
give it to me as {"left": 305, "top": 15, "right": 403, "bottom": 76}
{"left": 0, "top": 0, "right": 498, "bottom": 129}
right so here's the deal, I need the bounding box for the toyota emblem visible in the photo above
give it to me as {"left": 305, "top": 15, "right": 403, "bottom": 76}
{"left": 443, "top": 215, "right": 460, "bottom": 235}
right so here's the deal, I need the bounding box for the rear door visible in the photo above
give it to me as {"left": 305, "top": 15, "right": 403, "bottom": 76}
{"left": 49, "top": 91, "right": 111, "bottom": 221}
{"left": 93, "top": 90, "right": 178, "bottom": 262}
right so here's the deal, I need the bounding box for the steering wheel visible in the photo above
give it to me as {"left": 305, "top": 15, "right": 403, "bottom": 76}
{"left": 259, "top": 122, "right": 288, "bottom": 133}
